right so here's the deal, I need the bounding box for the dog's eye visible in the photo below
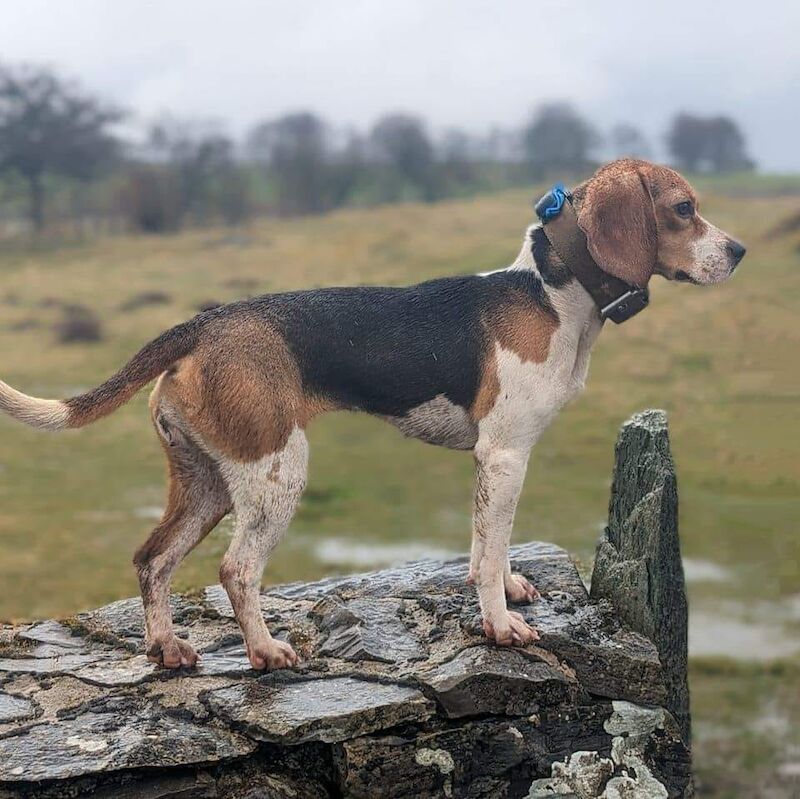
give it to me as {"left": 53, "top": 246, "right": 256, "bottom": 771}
{"left": 675, "top": 201, "right": 694, "bottom": 218}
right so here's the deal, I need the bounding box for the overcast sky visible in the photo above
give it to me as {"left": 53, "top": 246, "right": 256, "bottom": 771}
{"left": 2, "top": 0, "right": 799, "bottom": 171}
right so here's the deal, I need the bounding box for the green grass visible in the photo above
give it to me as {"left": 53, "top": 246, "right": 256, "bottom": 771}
{"left": 0, "top": 181, "right": 798, "bottom": 617}
{"left": 1, "top": 176, "right": 799, "bottom": 794}
{"left": 691, "top": 658, "right": 800, "bottom": 797}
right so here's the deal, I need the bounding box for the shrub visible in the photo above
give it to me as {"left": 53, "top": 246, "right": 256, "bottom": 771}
{"left": 119, "top": 291, "right": 172, "bottom": 312}
{"left": 54, "top": 304, "right": 102, "bottom": 343}
{"left": 121, "top": 166, "right": 183, "bottom": 233}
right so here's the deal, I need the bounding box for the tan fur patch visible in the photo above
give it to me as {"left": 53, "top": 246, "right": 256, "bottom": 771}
{"left": 470, "top": 348, "right": 500, "bottom": 421}
{"left": 159, "top": 316, "right": 331, "bottom": 462}
{"left": 489, "top": 302, "right": 559, "bottom": 365}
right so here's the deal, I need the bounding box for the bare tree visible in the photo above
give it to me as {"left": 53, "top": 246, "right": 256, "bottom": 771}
{"left": 370, "top": 114, "right": 437, "bottom": 201}
{"left": 438, "top": 129, "right": 477, "bottom": 184}
{"left": 148, "top": 119, "right": 243, "bottom": 221}
{"left": 0, "top": 63, "right": 120, "bottom": 231}
{"left": 248, "top": 112, "right": 330, "bottom": 215}
{"left": 124, "top": 118, "right": 252, "bottom": 231}
{"left": 522, "top": 102, "right": 600, "bottom": 178}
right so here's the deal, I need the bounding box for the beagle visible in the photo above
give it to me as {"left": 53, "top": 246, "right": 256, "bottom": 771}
{"left": 0, "top": 159, "right": 745, "bottom": 670}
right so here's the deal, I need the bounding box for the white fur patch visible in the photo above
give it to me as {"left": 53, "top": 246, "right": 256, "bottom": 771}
{"left": 690, "top": 217, "right": 732, "bottom": 283}
{"left": 0, "top": 381, "right": 69, "bottom": 430}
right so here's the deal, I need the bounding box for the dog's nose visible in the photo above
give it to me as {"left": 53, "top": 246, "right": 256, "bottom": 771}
{"left": 726, "top": 239, "right": 746, "bottom": 266}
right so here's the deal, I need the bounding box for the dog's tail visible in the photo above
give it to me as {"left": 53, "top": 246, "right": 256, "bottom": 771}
{"left": 0, "top": 318, "right": 202, "bottom": 431}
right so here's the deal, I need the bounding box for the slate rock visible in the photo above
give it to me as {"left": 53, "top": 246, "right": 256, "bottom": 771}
{"left": 204, "top": 676, "right": 434, "bottom": 744}
{"left": 0, "top": 705, "right": 255, "bottom": 782}
{"left": 312, "top": 596, "right": 427, "bottom": 663}
{"left": 269, "top": 541, "right": 582, "bottom": 603}
{"left": 0, "top": 692, "right": 37, "bottom": 723}
{"left": 590, "top": 410, "right": 691, "bottom": 743}
{"left": 72, "top": 655, "right": 156, "bottom": 687}
{"left": 419, "top": 647, "right": 575, "bottom": 718}
{"left": 17, "top": 620, "right": 88, "bottom": 650}
{"left": 0, "top": 652, "right": 107, "bottom": 675}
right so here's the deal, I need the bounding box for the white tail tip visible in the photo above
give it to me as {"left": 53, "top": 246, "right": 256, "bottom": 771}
{"left": 0, "top": 381, "right": 69, "bottom": 431}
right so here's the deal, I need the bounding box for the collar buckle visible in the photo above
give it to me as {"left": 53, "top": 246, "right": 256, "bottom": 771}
{"left": 600, "top": 288, "right": 650, "bottom": 324}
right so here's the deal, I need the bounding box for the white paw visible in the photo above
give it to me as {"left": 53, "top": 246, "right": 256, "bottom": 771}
{"left": 505, "top": 573, "right": 540, "bottom": 604}
{"left": 482, "top": 610, "right": 540, "bottom": 646}
{"left": 247, "top": 639, "right": 300, "bottom": 670}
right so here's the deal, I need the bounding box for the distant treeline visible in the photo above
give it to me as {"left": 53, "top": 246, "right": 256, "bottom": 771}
{"left": 0, "top": 62, "right": 754, "bottom": 236}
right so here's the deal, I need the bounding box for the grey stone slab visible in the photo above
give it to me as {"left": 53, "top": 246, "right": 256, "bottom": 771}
{"left": 17, "top": 621, "right": 87, "bottom": 650}
{"left": 205, "top": 676, "right": 434, "bottom": 744}
{"left": 71, "top": 655, "right": 156, "bottom": 686}
{"left": 0, "top": 707, "right": 255, "bottom": 782}
{"left": 313, "top": 596, "right": 427, "bottom": 664}
{"left": 0, "top": 692, "right": 36, "bottom": 723}
{"left": 0, "top": 653, "right": 106, "bottom": 675}
{"left": 195, "top": 647, "right": 253, "bottom": 677}
{"left": 269, "top": 541, "right": 582, "bottom": 602}
{"left": 419, "top": 647, "right": 575, "bottom": 718}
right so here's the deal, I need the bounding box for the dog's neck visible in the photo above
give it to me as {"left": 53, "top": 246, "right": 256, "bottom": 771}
{"left": 510, "top": 222, "right": 602, "bottom": 334}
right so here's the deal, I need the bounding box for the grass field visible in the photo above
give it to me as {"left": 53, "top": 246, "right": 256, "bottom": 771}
{"left": 1, "top": 178, "right": 799, "bottom": 795}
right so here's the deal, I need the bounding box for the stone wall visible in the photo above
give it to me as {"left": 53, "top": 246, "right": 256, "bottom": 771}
{"left": 0, "top": 411, "right": 692, "bottom": 798}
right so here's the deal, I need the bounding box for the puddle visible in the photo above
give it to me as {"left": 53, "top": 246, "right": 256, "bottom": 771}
{"left": 683, "top": 558, "right": 731, "bottom": 583}
{"left": 689, "top": 607, "right": 800, "bottom": 661}
{"left": 312, "top": 538, "right": 458, "bottom": 569}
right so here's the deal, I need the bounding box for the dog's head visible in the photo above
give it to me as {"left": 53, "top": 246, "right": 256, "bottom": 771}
{"left": 574, "top": 158, "right": 745, "bottom": 287}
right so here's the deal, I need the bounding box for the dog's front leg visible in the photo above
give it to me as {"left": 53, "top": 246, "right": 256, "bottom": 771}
{"left": 471, "top": 444, "right": 539, "bottom": 646}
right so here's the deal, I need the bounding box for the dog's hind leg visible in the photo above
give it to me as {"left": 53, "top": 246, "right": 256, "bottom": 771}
{"left": 218, "top": 426, "right": 308, "bottom": 670}
{"left": 134, "top": 399, "right": 231, "bottom": 668}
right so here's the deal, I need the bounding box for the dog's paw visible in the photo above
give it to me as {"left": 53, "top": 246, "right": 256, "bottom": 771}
{"left": 483, "top": 610, "right": 540, "bottom": 647}
{"left": 247, "top": 639, "right": 300, "bottom": 670}
{"left": 146, "top": 636, "right": 199, "bottom": 669}
{"left": 505, "top": 573, "right": 540, "bottom": 604}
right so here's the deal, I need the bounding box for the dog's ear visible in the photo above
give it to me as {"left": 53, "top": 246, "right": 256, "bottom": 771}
{"left": 576, "top": 163, "right": 657, "bottom": 287}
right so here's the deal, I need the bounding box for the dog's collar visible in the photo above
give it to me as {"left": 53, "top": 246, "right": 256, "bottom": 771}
{"left": 534, "top": 184, "right": 649, "bottom": 324}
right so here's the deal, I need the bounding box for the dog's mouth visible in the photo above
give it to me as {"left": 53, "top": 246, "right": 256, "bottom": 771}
{"left": 674, "top": 270, "right": 701, "bottom": 284}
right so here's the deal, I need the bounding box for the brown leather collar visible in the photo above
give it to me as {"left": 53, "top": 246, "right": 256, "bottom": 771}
{"left": 540, "top": 196, "right": 649, "bottom": 324}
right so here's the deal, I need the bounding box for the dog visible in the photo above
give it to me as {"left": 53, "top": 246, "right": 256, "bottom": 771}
{"left": 0, "top": 159, "right": 745, "bottom": 670}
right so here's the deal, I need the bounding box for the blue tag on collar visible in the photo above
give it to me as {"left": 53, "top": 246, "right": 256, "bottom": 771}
{"left": 534, "top": 182, "right": 568, "bottom": 221}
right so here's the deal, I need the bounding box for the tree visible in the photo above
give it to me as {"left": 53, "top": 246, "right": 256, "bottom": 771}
{"left": 610, "top": 123, "right": 651, "bottom": 160}
{"left": 704, "top": 116, "right": 753, "bottom": 173}
{"left": 370, "top": 114, "right": 437, "bottom": 201}
{"left": 247, "top": 112, "right": 330, "bottom": 215}
{"left": 666, "top": 114, "right": 706, "bottom": 172}
{"left": 667, "top": 113, "right": 753, "bottom": 173}
{"left": 438, "top": 129, "right": 477, "bottom": 186}
{"left": 124, "top": 118, "right": 252, "bottom": 232}
{"left": 522, "top": 102, "right": 600, "bottom": 178}
{"left": 0, "top": 63, "right": 121, "bottom": 231}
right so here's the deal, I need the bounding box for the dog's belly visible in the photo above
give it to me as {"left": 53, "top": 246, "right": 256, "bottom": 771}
{"left": 385, "top": 394, "right": 478, "bottom": 450}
